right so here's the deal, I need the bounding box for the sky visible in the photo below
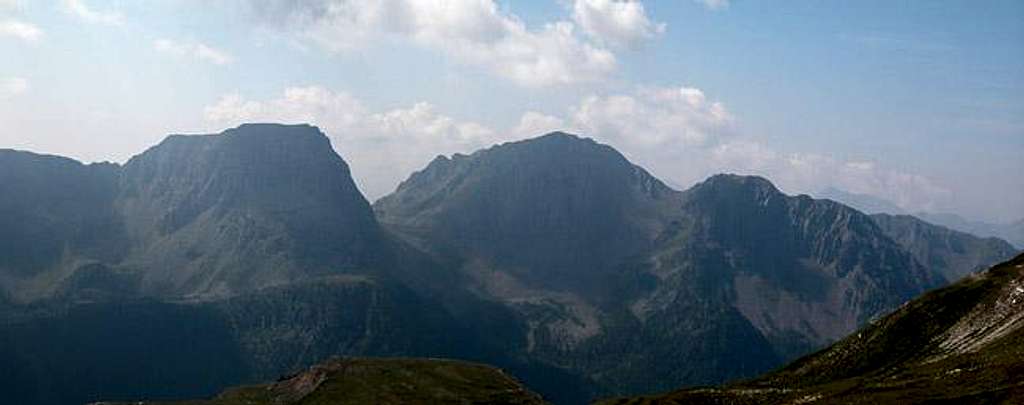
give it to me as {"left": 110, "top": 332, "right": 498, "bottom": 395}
{"left": 1, "top": 0, "right": 1022, "bottom": 223}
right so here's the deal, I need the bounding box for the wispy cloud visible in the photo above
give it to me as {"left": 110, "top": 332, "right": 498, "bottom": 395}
{"left": 694, "top": 0, "right": 729, "bottom": 11}
{"left": 0, "top": 18, "right": 41, "bottom": 41}
{"left": 155, "top": 39, "right": 234, "bottom": 65}
{"left": 62, "top": 0, "right": 125, "bottom": 26}
{"left": 1, "top": 76, "right": 29, "bottom": 98}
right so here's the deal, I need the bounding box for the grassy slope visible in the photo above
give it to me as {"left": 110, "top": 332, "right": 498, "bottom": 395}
{"left": 101, "top": 357, "right": 548, "bottom": 405}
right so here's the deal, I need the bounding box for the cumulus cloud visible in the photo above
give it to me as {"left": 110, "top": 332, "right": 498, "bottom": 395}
{"left": 0, "top": 18, "right": 41, "bottom": 41}
{"left": 572, "top": 0, "right": 664, "bottom": 48}
{"left": 246, "top": 0, "right": 629, "bottom": 87}
{"left": 155, "top": 39, "right": 234, "bottom": 65}
{"left": 204, "top": 86, "right": 503, "bottom": 198}
{"left": 512, "top": 111, "right": 568, "bottom": 138}
{"left": 570, "top": 85, "right": 733, "bottom": 150}
{"left": 62, "top": 0, "right": 125, "bottom": 26}
{"left": 0, "top": 76, "right": 28, "bottom": 98}
{"left": 694, "top": 0, "right": 729, "bottom": 11}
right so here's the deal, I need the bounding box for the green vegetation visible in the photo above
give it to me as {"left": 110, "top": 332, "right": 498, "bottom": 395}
{"left": 100, "top": 358, "right": 547, "bottom": 405}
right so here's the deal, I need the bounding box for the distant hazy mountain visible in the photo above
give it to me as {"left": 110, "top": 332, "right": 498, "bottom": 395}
{"left": 0, "top": 126, "right": 1016, "bottom": 404}
{"left": 817, "top": 186, "right": 907, "bottom": 215}
{"left": 871, "top": 213, "right": 1018, "bottom": 282}
{"left": 816, "top": 187, "right": 1024, "bottom": 249}
{"left": 605, "top": 253, "right": 1024, "bottom": 404}
{"left": 915, "top": 212, "right": 1024, "bottom": 249}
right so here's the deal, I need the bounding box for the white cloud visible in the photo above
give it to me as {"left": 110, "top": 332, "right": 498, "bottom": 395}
{"left": 570, "top": 85, "right": 733, "bottom": 150}
{"left": 572, "top": 0, "right": 665, "bottom": 48}
{"left": 0, "top": 76, "right": 28, "bottom": 98}
{"left": 155, "top": 39, "right": 233, "bottom": 65}
{"left": 204, "top": 86, "right": 503, "bottom": 199}
{"left": 512, "top": 111, "right": 568, "bottom": 138}
{"left": 694, "top": 0, "right": 729, "bottom": 11}
{"left": 247, "top": 0, "right": 621, "bottom": 87}
{"left": 62, "top": 0, "right": 125, "bottom": 26}
{"left": 0, "top": 18, "right": 41, "bottom": 41}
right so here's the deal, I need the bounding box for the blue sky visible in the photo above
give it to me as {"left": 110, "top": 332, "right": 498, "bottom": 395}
{"left": 1, "top": 0, "right": 1021, "bottom": 222}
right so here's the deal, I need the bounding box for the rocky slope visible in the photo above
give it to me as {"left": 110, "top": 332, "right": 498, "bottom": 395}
{"left": 93, "top": 357, "right": 547, "bottom": 405}
{"left": 871, "top": 213, "right": 1018, "bottom": 282}
{"left": 602, "top": 253, "right": 1024, "bottom": 404}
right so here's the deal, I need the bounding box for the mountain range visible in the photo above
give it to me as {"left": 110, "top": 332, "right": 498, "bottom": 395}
{"left": 0, "top": 124, "right": 1017, "bottom": 404}
{"left": 817, "top": 187, "right": 1024, "bottom": 249}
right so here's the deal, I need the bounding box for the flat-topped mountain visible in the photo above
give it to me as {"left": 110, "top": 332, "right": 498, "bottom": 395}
{"left": 118, "top": 123, "right": 386, "bottom": 296}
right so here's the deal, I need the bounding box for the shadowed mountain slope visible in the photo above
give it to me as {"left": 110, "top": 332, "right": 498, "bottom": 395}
{"left": 602, "top": 253, "right": 1024, "bottom": 404}
{"left": 374, "top": 133, "right": 954, "bottom": 396}
{"left": 871, "top": 213, "right": 1018, "bottom": 282}
{"left": 117, "top": 123, "right": 387, "bottom": 297}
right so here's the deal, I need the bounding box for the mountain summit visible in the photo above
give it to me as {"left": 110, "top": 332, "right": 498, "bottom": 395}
{"left": 118, "top": 123, "right": 385, "bottom": 296}
{"left": 374, "top": 132, "right": 993, "bottom": 396}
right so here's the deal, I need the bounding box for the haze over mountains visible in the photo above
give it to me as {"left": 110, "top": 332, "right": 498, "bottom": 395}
{"left": 0, "top": 124, "right": 1018, "bottom": 404}
{"left": 818, "top": 187, "right": 1024, "bottom": 249}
